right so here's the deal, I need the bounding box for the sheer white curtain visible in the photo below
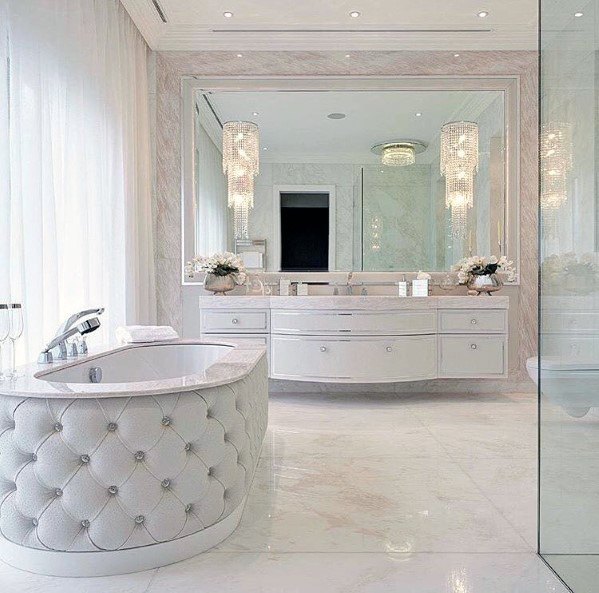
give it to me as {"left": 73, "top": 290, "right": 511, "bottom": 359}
{"left": 0, "top": 0, "right": 155, "bottom": 364}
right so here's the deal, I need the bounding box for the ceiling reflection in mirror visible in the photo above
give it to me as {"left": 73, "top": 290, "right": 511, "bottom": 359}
{"left": 192, "top": 88, "right": 506, "bottom": 272}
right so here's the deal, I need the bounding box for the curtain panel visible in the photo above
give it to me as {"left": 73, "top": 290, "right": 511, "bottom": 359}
{"left": 0, "top": 0, "right": 156, "bottom": 364}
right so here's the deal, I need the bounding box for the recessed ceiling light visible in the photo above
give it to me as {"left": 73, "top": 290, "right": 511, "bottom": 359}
{"left": 236, "top": 53, "right": 243, "bottom": 58}
{"left": 415, "top": 112, "right": 422, "bottom": 117}
{"left": 345, "top": 53, "right": 351, "bottom": 58}
{"left": 262, "top": 147, "right": 268, "bottom": 151}
{"left": 327, "top": 113, "right": 347, "bottom": 120}
{"left": 574, "top": 12, "right": 584, "bottom": 17}
{"left": 349, "top": 11, "right": 361, "bottom": 18}
{"left": 477, "top": 10, "right": 489, "bottom": 18}
{"left": 454, "top": 53, "right": 460, "bottom": 57}
{"left": 223, "top": 11, "right": 233, "bottom": 18}
{"left": 252, "top": 112, "right": 259, "bottom": 116}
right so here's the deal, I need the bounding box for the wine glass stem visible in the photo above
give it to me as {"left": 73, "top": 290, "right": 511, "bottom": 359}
{"left": 9, "top": 338, "right": 15, "bottom": 377}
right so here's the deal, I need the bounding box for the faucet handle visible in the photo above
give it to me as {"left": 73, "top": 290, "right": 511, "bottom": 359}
{"left": 78, "top": 337, "right": 88, "bottom": 355}
{"left": 67, "top": 341, "right": 79, "bottom": 358}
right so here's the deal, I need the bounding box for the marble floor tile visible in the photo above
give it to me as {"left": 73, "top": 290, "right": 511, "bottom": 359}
{"left": 147, "top": 552, "right": 567, "bottom": 593}
{"left": 0, "top": 562, "right": 156, "bottom": 593}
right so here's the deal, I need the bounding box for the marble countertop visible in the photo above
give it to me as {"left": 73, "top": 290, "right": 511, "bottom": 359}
{"left": 0, "top": 339, "right": 266, "bottom": 400}
{"left": 199, "top": 295, "right": 509, "bottom": 310}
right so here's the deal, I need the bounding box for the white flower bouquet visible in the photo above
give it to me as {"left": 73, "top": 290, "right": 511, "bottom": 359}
{"left": 185, "top": 252, "right": 247, "bottom": 285}
{"left": 452, "top": 255, "right": 516, "bottom": 285}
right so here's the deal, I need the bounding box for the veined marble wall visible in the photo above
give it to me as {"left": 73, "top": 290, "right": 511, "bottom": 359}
{"left": 153, "top": 51, "right": 538, "bottom": 390}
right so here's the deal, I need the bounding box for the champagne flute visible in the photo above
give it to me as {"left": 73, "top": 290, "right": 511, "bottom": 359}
{"left": 7, "top": 304, "right": 23, "bottom": 379}
{"left": 0, "top": 305, "right": 9, "bottom": 381}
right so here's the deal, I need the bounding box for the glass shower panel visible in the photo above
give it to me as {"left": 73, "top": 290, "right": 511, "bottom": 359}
{"left": 540, "top": 0, "right": 599, "bottom": 591}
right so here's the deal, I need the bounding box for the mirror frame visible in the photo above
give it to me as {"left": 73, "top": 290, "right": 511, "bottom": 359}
{"left": 181, "top": 76, "right": 520, "bottom": 284}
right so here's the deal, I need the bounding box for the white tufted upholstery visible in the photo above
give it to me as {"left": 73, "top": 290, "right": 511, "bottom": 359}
{"left": 0, "top": 357, "right": 268, "bottom": 552}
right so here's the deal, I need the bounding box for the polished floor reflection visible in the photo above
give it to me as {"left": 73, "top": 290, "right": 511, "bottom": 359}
{"left": 0, "top": 391, "right": 568, "bottom": 592}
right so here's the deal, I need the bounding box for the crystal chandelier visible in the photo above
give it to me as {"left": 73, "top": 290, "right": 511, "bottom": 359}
{"left": 381, "top": 143, "right": 416, "bottom": 167}
{"left": 440, "top": 121, "right": 479, "bottom": 239}
{"left": 540, "top": 122, "right": 572, "bottom": 236}
{"left": 222, "top": 121, "right": 260, "bottom": 239}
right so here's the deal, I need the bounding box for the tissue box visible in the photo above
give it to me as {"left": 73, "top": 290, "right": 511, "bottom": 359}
{"left": 411, "top": 279, "right": 429, "bottom": 297}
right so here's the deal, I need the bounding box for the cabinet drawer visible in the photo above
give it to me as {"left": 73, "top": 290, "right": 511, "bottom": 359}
{"left": 438, "top": 309, "right": 506, "bottom": 333}
{"left": 201, "top": 310, "right": 269, "bottom": 333}
{"left": 439, "top": 335, "right": 506, "bottom": 377}
{"left": 271, "top": 335, "right": 437, "bottom": 382}
{"left": 271, "top": 310, "right": 436, "bottom": 335}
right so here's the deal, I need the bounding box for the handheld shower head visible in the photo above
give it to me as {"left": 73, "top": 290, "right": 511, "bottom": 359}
{"left": 77, "top": 317, "right": 101, "bottom": 335}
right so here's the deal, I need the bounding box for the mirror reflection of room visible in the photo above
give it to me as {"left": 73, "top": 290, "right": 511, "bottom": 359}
{"left": 194, "top": 89, "right": 506, "bottom": 273}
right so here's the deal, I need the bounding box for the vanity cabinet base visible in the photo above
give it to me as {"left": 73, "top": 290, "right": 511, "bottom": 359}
{"left": 271, "top": 335, "right": 437, "bottom": 383}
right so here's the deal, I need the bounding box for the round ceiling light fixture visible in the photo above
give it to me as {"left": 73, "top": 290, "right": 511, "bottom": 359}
{"left": 477, "top": 10, "right": 489, "bottom": 18}
{"left": 223, "top": 11, "right": 234, "bottom": 18}
{"left": 371, "top": 140, "right": 428, "bottom": 167}
{"left": 574, "top": 11, "right": 584, "bottom": 17}
{"left": 327, "top": 112, "right": 347, "bottom": 119}
{"left": 349, "top": 11, "right": 361, "bottom": 18}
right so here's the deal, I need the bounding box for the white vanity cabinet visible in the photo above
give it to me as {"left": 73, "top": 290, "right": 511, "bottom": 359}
{"left": 199, "top": 296, "right": 509, "bottom": 383}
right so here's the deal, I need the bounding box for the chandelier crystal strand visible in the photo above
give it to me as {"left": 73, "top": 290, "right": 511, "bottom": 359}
{"left": 222, "top": 121, "right": 260, "bottom": 239}
{"left": 381, "top": 143, "right": 416, "bottom": 167}
{"left": 540, "top": 122, "right": 573, "bottom": 237}
{"left": 440, "top": 121, "right": 479, "bottom": 239}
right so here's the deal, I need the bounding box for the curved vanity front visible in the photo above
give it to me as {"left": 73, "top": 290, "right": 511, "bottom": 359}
{"left": 0, "top": 340, "right": 268, "bottom": 576}
{"left": 199, "top": 295, "right": 509, "bottom": 383}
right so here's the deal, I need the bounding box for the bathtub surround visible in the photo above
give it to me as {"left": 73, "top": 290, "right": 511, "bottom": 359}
{"left": 153, "top": 51, "right": 538, "bottom": 389}
{"left": 0, "top": 340, "right": 268, "bottom": 575}
{"left": 0, "top": 0, "right": 156, "bottom": 364}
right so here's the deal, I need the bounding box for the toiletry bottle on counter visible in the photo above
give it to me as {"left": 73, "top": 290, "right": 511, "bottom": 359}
{"left": 279, "top": 278, "right": 291, "bottom": 296}
{"left": 397, "top": 275, "right": 409, "bottom": 297}
{"left": 297, "top": 282, "right": 309, "bottom": 296}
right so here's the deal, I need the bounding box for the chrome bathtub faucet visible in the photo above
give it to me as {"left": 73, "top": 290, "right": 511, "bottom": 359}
{"left": 38, "top": 308, "right": 104, "bottom": 364}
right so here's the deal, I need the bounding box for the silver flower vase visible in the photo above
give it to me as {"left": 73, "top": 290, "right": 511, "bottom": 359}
{"left": 466, "top": 273, "right": 503, "bottom": 296}
{"left": 204, "top": 273, "right": 236, "bottom": 295}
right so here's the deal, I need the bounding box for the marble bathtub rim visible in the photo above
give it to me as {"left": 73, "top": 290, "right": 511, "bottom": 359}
{"left": 0, "top": 339, "right": 266, "bottom": 400}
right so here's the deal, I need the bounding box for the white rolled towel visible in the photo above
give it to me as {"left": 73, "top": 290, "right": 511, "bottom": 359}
{"left": 115, "top": 325, "right": 179, "bottom": 344}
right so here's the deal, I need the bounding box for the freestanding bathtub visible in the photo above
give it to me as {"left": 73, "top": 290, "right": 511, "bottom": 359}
{"left": 0, "top": 340, "right": 268, "bottom": 576}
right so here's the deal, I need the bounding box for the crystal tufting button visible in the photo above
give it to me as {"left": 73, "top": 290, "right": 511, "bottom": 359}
{"left": 134, "top": 451, "right": 145, "bottom": 461}
{"left": 81, "top": 519, "right": 90, "bottom": 528}
{"left": 32, "top": 518, "right": 38, "bottom": 527}
{"left": 30, "top": 453, "right": 37, "bottom": 462}
{"left": 185, "top": 504, "right": 193, "bottom": 513}
{"left": 54, "top": 488, "right": 63, "bottom": 497}
{"left": 53, "top": 422, "right": 63, "bottom": 432}
{"left": 207, "top": 467, "right": 214, "bottom": 476}
{"left": 134, "top": 515, "right": 145, "bottom": 524}
{"left": 108, "top": 485, "right": 118, "bottom": 495}
{"left": 161, "top": 478, "right": 171, "bottom": 489}
{"left": 107, "top": 422, "right": 118, "bottom": 432}
{"left": 184, "top": 442, "right": 192, "bottom": 452}
{"left": 80, "top": 454, "right": 90, "bottom": 464}
{"left": 161, "top": 416, "right": 171, "bottom": 426}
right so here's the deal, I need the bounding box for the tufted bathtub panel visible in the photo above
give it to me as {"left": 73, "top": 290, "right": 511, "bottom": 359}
{"left": 0, "top": 357, "right": 268, "bottom": 552}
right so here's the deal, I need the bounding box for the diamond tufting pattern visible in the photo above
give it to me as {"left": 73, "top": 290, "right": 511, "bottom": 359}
{"left": 0, "top": 357, "right": 268, "bottom": 552}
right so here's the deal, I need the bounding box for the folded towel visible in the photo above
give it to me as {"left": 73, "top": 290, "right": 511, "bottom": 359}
{"left": 115, "top": 325, "right": 179, "bottom": 344}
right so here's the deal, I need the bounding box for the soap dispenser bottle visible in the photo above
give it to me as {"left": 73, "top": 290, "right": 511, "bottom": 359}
{"left": 397, "top": 274, "right": 409, "bottom": 297}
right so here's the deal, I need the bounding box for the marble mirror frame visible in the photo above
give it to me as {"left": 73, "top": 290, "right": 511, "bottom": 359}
{"left": 181, "top": 76, "right": 520, "bottom": 284}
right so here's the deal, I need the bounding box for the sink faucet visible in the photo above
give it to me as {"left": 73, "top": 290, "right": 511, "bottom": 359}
{"left": 38, "top": 308, "right": 104, "bottom": 364}
{"left": 347, "top": 271, "right": 362, "bottom": 296}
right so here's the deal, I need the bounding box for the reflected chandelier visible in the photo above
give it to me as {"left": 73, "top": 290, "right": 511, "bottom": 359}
{"left": 440, "top": 121, "right": 479, "bottom": 239}
{"left": 540, "top": 122, "right": 572, "bottom": 235}
{"left": 222, "top": 121, "right": 260, "bottom": 239}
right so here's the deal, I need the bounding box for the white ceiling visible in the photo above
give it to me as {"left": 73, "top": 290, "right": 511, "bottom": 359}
{"left": 121, "top": 0, "right": 538, "bottom": 51}
{"left": 200, "top": 90, "right": 503, "bottom": 164}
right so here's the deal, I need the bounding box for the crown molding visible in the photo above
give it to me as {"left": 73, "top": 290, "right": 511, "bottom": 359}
{"left": 120, "top": 0, "right": 167, "bottom": 49}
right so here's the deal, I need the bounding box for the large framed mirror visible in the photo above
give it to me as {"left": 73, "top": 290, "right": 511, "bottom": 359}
{"left": 182, "top": 77, "right": 519, "bottom": 280}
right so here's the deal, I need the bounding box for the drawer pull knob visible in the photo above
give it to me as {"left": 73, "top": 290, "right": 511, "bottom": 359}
{"left": 231, "top": 318, "right": 239, "bottom": 324}
{"left": 471, "top": 319, "right": 478, "bottom": 324}
{"left": 470, "top": 343, "right": 477, "bottom": 350}
{"left": 320, "top": 346, "right": 327, "bottom": 352}
{"left": 386, "top": 346, "right": 393, "bottom": 352}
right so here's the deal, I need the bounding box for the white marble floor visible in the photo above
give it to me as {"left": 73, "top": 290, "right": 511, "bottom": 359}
{"left": 0, "top": 391, "right": 569, "bottom": 593}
